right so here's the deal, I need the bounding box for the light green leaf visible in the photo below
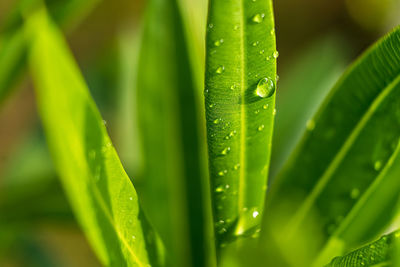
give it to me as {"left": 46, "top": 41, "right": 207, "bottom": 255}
{"left": 205, "top": 0, "right": 277, "bottom": 248}
{"left": 263, "top": 26, "right": 400, "bottom": 266}
{"left": 26, "top": 9, "right": 162, "bottom": 267}
{"left": 326, "top": 230, "right": 400, "bottom": 267}
{"left": 136, "top": 0, "right": 214, "bottom": 266}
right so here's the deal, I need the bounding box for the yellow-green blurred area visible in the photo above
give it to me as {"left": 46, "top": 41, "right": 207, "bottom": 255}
{"left": 0, "top": 0, "right": 399, "bottom": 266}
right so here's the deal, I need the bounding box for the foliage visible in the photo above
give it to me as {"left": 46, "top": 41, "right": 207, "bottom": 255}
{"left": 0, "top": 0, "right": 400, "bottom": 266}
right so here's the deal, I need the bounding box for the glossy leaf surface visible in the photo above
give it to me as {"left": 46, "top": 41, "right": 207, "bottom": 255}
{"left": 205, "top": 0, "right": 277, "bottom": 247}
{"left": 26, "top": 9, "right": 161, "bottom": 267}
{"left": 264, "top": 27, "right": 400, "bottom": 266}
{"left": 326, "top": 230, "right": 400, "bottom": 267}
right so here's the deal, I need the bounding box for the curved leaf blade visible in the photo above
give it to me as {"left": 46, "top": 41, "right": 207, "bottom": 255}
{"left": 26, "top": 9, "right": 162, "bottom": 267}
{"left": 205, "top": 0, "right": 277, "bottom": 247}
{"left": 264, "top": 26, "right": 400, "bottom": 265}
{"left": 326, "top": 230, "right": 400, "bottom": 267}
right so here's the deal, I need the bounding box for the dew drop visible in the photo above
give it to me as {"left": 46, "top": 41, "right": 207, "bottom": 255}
{"left": 234, "top": 25, "right": 239, "bottom": 31}
{"left": 215, "top": 186, "right": 224, "bottom": 193}
{"left": 306, "top": 119, "right": 315, "bottom": 131}
{"left": 263, "top": 104, "right": 269, "bottom": 109}
{"left": 258, "top": 125, "right": 265, "bottom": 131}
{"left": 259, "top": 49, "right": 265, "bottom": 54}
{"left": 255, "top": 77, "right": 275, "bottom": 98}
{"left": 208, "top": 23, "right": 214, "bottom": 29}
{"left": 221, "top": 147, "right": 231, "bottom": 155}
{"left": 216, "top": 66, "right": 225, "bottom": 74}
{"left": 209, "top": 103, "right": 214, "bottom": 108}
{"left": 273, "top": 109, "right": 277, "bottom": 115}
{"left": 213, "top": 118, "right": 220, "bottom": 124}
{"left": 273, "top": 51, "right": 279, "bottom": 59}
{"left": 214, "top": 39, "right": 224, "bottom": 47}
{"left": 270, "top": 28, "right": 275, "bottom": 35}
{"left": 102, "top": 119, "right": 107, "bottom": 125}
{"left": 252, "top": 13, "right": 265, "bottom": 23}
{"left": 218, "top": 170, "right": 227, "bottom": 176}
{"left": 129, "top": 197, "right": 133, "bottom": 201}
{"left": 230, "top": 84, "right": 237, "bottom": 90}
{"left": 132, "top": 235, "right": 136, "bottom": 240}
{"left": 374, "top": 160, "right": 382, "bottom": 171}
{"left": 252, "top": 41, "right": 259, "bottom": 47}
{"left": 234, "top": 163, "right": 240, "bottom": 170}
{"left": 266, "top": 56, "right": 272, "bottom": 61}
{"left": 252, "top": 210, "right": 259, "bottom": 218}
{"left": 254, "top": 110, "right": 260, "bottom": 115}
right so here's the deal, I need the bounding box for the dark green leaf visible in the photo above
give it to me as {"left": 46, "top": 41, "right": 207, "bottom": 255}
{"left": 136, "top": 0, "right": 214, "bottom": 266}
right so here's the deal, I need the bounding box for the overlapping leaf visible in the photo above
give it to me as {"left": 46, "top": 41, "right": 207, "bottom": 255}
{"left": 263, "top": 26, "right": 400, "bottom": 266}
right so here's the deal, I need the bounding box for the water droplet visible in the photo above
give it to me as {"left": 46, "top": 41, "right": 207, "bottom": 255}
{"left": 209, "top": 103, "right": 214, "bottom": 108}
{"left": 230, "top": 84, "right": 237, "bottom": 90}
{"left": 234, "top": 25, "right": 239, "bottom": 31}
{"left": 258, "top": 125, "right": 265, "bottom": 131}
{"left": 306, "top": 119, "right": 315, "bottom": 131}
{"left": 273, "top": 109, "right": 277, "bottom": 115}
{"left": 350, "top": 188, "right": 360, "bottom": 199}
{"left": 214, "top": 39, "right": 224, "bottom": 47}
{"left": 370, "top": 244, "right": 376, "bottom": 249}
{"left": 208, "top": 23, "right": 214, "bottom": 29}
{"left": 263, "top": 104, "right": 269, "bottom": 109}
{"left": 216, "top": 65, "right": 225, "bottom": 74}
{"left": 129, "top": 197, "right": 133, "bottom": 200}
{"left": 132, "top": 235, "right": 136, "bottom": 240}
{"left": 215, "top": 186, "right": 224, "bottom": 193}
{"left": 213, "top": 118, "right": 220, "bottom": 124}
{"left": 374, "top": 160, "right": 382, "bottom": 171}
{"left": 221, "top": 147, "right": 231, "bottom": 155}
{"left": 102, "top": 120, "right": 107, "bottom": 125}
{"left": 252, "top": 210, "right": 259, "bottom": 218}
{"left": 270, "top": 28, "right": 275, "bottom": 35}
{"left": 266, "top": 56, "right": 272, "bottom": 61}
{"left": 259, "top": 49, "right": 265, "bottom": 54}
{"left": 252, "top": 41, "right": 259, "bottom": 46}
{"left": 276, "top": 75, "right": 280, "bottom": 82}
{"left": 254, "top": 110, "right": 260, "bottom": 115}
{"left": 255, "top": 77, "right": 275, "bottom": 98}
{"left": 252, "top": 13, "right": 265, "bottom": 23}
{"left": 273, "top": 51, "right": 279, "bottom": 58}
{"left": 218, "top": 170, "right": 227, "bottom": 176}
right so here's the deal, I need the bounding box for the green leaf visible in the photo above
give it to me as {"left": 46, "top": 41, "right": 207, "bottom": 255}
{"left": 136, "top": 0, "right": 214, "bottom": 266}
{"left": 0, "top": 0, "right": 101, "bottom": 107}
{"left": 25, "top": 9, "right": 162, "bottom": 267}
{"left": 204, "top": 0, "right": 277, "bottom": 247}
{"left": 326, "top": 230, "right": 400, "bottom": 267}
{"left": 270, "top": 35, "right": 349, "bottom": 179}
{"left": 263, "top": 26, "right": 400, "bottom": 266}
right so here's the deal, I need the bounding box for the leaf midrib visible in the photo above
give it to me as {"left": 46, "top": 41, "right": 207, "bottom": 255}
{"left": 286, "top": 73, "right": 400, "bottom": 235}
{"left": 238, "top": 0, "right": 247, "bottom": 214}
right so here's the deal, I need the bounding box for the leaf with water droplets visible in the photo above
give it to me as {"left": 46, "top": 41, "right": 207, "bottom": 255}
{"left": 26, "top": 9, "right": 162, "bottom": 267}
{"left": 325, "top": 230, "right": 400, "bottom": 267}
{"left": 205, "top": 0, "right": 277, "bottom": 251}
{"left": 263, "top": 26, "right": 400, "bottom": 266}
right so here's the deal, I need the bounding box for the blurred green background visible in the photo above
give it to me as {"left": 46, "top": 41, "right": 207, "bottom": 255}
{"left": 0, "top": 0, "right": 400, "bottom": 266}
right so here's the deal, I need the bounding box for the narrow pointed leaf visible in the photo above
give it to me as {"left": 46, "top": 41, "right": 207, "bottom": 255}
{"left": 26, "top": 9, "right": 162, "bottom": 267}
{"left": 264, "top": 26, "right": 400, "bottom": 265}
{"left": 205, "top": 0, "right": 277, "bottom": 247}
{"left": 136, "top": 0, "right": 213, "bottom": 266}
{"left": 326, "top": 230, "right": 400, "bottom": 267}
